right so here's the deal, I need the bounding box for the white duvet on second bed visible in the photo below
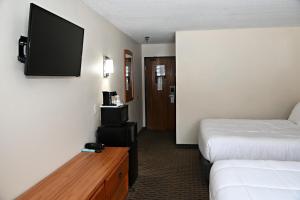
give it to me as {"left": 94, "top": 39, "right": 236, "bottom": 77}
{"left": 210, "top": 160, "right": 300, "bottom": 200}
{"left": 198, "top": 119, "right": 300, "bottom": 162}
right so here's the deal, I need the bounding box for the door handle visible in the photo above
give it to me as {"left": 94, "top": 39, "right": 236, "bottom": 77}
{"left": 169, "top": 85, "right": 175, "bottom": 104}
{"left": 169, "top": 94, "right": 175, "bottom": 103}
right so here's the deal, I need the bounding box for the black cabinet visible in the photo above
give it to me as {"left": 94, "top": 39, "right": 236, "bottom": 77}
{"left": 97, "top": 106, "right": 138, "bottom": 186}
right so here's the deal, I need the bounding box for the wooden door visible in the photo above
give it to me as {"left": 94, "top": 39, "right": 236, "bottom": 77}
{"left": 145, "top": 57, "right": 176, "bottom": 131}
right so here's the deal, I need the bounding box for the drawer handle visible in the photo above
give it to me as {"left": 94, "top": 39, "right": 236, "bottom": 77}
{"left": 118, "top": 172, "right": 123, "bottom": 179}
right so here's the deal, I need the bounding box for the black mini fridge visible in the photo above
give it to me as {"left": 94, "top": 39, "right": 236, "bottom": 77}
{"left": 97, "top": 120, "right": 138, "bottom": 186}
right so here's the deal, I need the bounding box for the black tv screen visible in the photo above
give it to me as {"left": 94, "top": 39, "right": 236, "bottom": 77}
{"left": 25, "top": 3, "right": 84, "bottom": 76}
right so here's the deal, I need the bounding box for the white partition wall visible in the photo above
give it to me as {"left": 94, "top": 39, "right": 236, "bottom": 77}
{"left": 176, "top": 27, "right": 300, "bottom": 144}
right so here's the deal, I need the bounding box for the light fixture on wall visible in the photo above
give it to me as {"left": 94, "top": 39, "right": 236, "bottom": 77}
{"left": 103, "top": 56, "right": 114, "bottom": 78}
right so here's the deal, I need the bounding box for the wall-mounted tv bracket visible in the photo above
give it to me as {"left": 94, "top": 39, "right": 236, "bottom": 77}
{"left": 18, "top": 36, "right": 28, "bottom": 63}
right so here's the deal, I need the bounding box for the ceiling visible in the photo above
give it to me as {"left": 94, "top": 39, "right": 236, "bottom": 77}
{"left": 83, "top": 0, "right": 300, "bottom": 43}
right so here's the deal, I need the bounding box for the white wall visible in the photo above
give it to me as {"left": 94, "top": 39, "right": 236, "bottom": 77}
{"left": 141, "top": 43, "right": 175, "bottom": 126}
{"left": 0, "top": 0, "right": 142, "bottom": 199}
{"left": 176, "top": 27, "right": 300, "bottom": 144}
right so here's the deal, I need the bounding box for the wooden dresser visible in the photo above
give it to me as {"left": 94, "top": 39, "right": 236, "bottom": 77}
{"left": 17, "top": 147, "right": 129, "bottom": 200}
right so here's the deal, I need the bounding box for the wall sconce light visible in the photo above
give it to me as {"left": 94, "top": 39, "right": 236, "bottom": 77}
{"left": 103, "top": 56, "right": 114, "bottom": 78}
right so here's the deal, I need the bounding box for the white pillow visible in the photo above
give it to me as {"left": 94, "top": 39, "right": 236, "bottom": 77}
{"left": 288, "top": 102, "right": 300, "bottom": 124}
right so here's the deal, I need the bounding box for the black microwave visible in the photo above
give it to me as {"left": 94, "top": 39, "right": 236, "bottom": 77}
{"left": 101, "top": 105, "right": 128, "bottom": 126}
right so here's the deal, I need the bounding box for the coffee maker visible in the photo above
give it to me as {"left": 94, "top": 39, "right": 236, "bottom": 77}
{"left": 102, "top": 91, "right": 117, "bottom": 106}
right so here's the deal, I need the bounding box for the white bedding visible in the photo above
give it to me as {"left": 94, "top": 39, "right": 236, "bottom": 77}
{"left": 199, "top": 119, "right": 300, "bottom": 162}
{"left": 210, "top": 160, "right": 300, "bottom": 200}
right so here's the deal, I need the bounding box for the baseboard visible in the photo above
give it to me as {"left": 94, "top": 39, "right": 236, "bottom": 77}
{"left": 176, "top": 144, "right": 198, "bottom": 149}
{"left": 138, "top": 127, "right": 147, "bottom": 134}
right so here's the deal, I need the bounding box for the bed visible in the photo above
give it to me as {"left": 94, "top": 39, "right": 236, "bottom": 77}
{"left": 210, "top": 160, "right": 300, "bottom": 200}
{"left": 198, "top": 103, "right": 300, "bottom": 163}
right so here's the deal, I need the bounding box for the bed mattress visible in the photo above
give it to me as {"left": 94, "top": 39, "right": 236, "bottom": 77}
{"left": 198, "top": 119, "right": 300, "bottom": 162}
{"left": 210, "top": 160, "right": 300, "bottom": 200}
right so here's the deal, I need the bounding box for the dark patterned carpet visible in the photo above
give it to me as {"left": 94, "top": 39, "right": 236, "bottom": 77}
{"left": 127, "top": 130, "right": 209, "bottom": 200}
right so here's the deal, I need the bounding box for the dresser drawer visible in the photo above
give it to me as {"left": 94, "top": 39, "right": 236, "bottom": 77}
{"left": 106, "top": 155, "right": 128, "bottom": 200}
{"left": 90, "top": 184, "right": 106, "bottom": 200}
{"left": 111, "top": 178, "right": 128, "bottom": 200}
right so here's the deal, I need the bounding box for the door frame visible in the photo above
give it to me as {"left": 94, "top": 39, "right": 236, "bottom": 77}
{"left": 144, "top": 56, "right": 176, "bottom": 130}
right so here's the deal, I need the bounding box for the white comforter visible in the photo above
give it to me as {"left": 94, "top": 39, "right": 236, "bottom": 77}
{"left": 198, "top": 119, "right": 300, "bottom": 162}
{"left": 210, "top": 160, "right": 300, "bottom": 200}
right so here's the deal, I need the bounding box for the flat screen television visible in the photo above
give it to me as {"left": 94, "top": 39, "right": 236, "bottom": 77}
{"left": 24, "top": 3, "right": 84, "bottom": 76}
